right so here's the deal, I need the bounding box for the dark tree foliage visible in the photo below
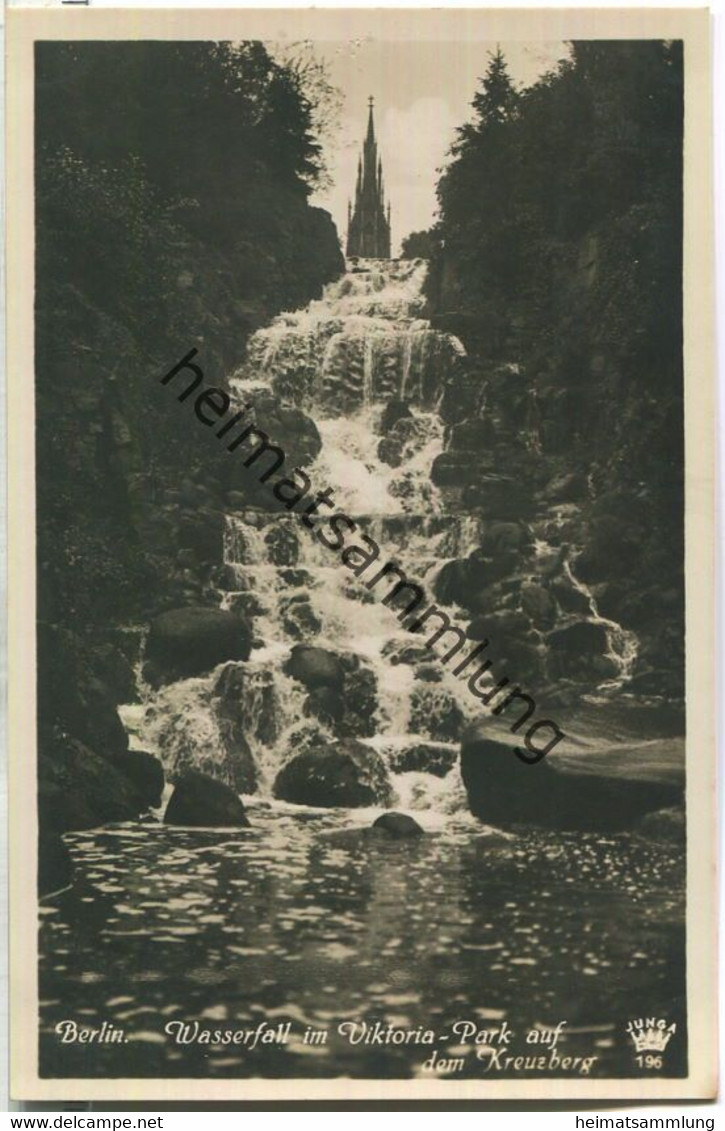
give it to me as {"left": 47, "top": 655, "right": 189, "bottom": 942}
{"left": 400, "top": 229, "right": 440, "bottom": 260}
{"left": 428, "top": 41, "right": 684, "bottom": 689}
{"left": 35, "top": 42, "right": 343, "bottom": 628}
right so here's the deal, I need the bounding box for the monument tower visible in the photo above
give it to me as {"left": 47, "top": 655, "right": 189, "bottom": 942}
{"left": 346, "top": 97, "right": 391, "bottom": 258}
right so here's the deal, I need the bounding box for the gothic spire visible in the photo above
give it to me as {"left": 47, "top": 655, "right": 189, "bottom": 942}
{"left": 366, "top": 95, "right": 376, "bottom": 144}
{"left": 346, "top": 98, "right": 391, "bottom": 259}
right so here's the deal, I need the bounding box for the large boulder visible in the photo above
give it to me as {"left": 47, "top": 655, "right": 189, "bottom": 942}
{"left": 635, "top": 806, "right": 686, "bottom": 843}
{"left": 460, "top": 721, "right": 684, "bottom": 832}
{"left": 164, "top": 770, "right": 250, "bottom": 828}
{"left": 284, "top": 644, "right": 345, "bottom": 692}
{"left": 145, "top": 607, "right": 253, "bottom": 685}
{"left": 38, "top": 730, "right": 148, "bottom": 833}
{"left": 122, "top": 750, "right": 165, "bottom": 809}
{"left": 274, "top": 739, "right": 393, "bottom": 808}
{"left": 372, "top": 812, "right": 424, "bottom": 839}
{"left": 389, "top": 742, "right": 457, "bottom": 778}
{"left": 433, "top": 558, "right": 475, "bottom": 608}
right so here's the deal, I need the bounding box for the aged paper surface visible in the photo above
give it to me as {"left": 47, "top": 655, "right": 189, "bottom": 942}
{"left": 7, "top": 6, "right": 717, "bottom": 1102}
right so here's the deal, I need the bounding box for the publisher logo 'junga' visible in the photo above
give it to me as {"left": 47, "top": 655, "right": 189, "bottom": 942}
{"left": 626, "top": 1018, "right": 676, "bottom": 1054}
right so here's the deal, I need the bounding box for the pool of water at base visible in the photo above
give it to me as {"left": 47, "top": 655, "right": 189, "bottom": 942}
{"left": 39, "top": 805, "right": 687, "bottom": 1079}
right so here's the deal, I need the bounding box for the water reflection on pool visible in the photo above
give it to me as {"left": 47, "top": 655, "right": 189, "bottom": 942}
{"left": 39, "top": 806, "right": 686, "bottom": 1079}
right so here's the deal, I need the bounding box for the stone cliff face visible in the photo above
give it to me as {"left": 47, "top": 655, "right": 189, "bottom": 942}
{"left": 425, "top": 241, "right": 684, "bottom": 706}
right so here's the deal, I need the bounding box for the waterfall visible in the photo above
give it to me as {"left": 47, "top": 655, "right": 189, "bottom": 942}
{"left": 128, "top": 257, "right": 638, "bottom": 812}
{"left": 127, "top": 259, "right": 477, "bottom": 811}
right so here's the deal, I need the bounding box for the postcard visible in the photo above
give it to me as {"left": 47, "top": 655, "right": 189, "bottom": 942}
{"left": 7, "top": 6, "right": 717, "bottom": 1102}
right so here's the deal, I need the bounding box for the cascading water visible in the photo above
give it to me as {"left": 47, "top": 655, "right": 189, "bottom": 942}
{"left": 128, "top": 259, "right": 479, "bottom": 815}
{"left": 127, "top": 257, "right": 638, "bottom": 814}
{"left": 561, "top": 558, "right": 639, "bottom": 690}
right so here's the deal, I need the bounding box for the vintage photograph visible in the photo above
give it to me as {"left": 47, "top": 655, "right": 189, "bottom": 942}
{"left": 7, "top": 7, "right": 716, "bottom": 1102}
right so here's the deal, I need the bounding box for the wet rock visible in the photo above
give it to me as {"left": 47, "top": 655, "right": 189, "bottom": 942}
{"left": 389, "top": 742, "right": 457, "bottom": 778}
{"left": 410, "top": 686, "right": 464, "bottom": 741}
{"left": 378, "top": 417, "right": 430, "bottom": 468}
{"left": 627, "top": 669, "right": 678, "bottom": 697}
{"left": 462, "top": 475, "right": 532, "bottom": 518}
{"left": 38, "top": 731, "right": 147, "bottom": 833}
{"left": 274, "top": 405, "right": 322, "bottom": 467}
{"left": 372, "top": 812, "right": 424, "bottom": 838}
{"left": 379, "top": 399, "right": 412, "bottom": 433}
{"left": 38, "top": 625, "right": 130, "bottom": 758}
{"left": 431, "top": 451, "right": 480, "bottom": 488}
{"left": 280, "top": 594, "right": 322, "bottom": 640}
{"left": 284, "top": 644, "right": 344, "bottom": 691}
{"left": 433, "top": 558, "right": 474, "bottom": 608}
{"left": 437, "top": 372, "right": 485, "bottom": 426}
{"left": 466, "top": 546, "right": 518, "bottom": 584}
{"left": 544, "top": 470, "right": 587, "bottom": 502}
{"left": 460, "top": 723, "right": 683, "bottom": 831}
{"left": 177, "top": 509, "right": 225, "bottom": 563}
{"left": 93, "top": 642, "right": 138, "bottom": 704}
{"left": 448, "top": 418, "right": 496, "bottom": 452}
{"left": 548, "top": 621, "right": 609, "bottom": 660}
{"left": 265, "top": 524, "right": 298, "bottom": 566}
{"left": 479, "top": 521, "right": 530, "bottom": 557}
{"left": 226, "top": 489, "right": 252, "bottom": 511}
{"left": 415, "top": 664, "right": 442, "bottom": 683}
{"left": 38, "top": 830, "right": 73, "bottom": 897}
{"left": 591, "top": 655, "right": 622, "bottom": 679}
{"left": 224, "top": 399, "right": 321, "bottom": 485}
{"left": 520, "top": 582, "right": 558, "bottom": 628}
{"left": 469, "top": 609, "right": 530, "bottom": 638}
{"left": 225, "top": 591, "right": 265, "bottom": 620}
{"left": 274, "top": 739, "right": 393, "bottom": 808}
{"left": 574, "top": 508, "right": 641, "bottom": 583}
{"left": 635, "top": 806, "right": 685, "bottom": 843}
{"left": 304, "top": 686, "right": 345, "bottom": 727}
{"left": 82, "top": 678, "right": 131, "bottom": 759}
{"left": 122, "top": 750, "right": 165, "bottom": 809}
{"left": 466, "top": 579, "right": 521, "bottom": 618}
{"left": 385, "top": 643, "right": 434, "bottom": 666}
{"left": 164, "top": 770, "right": 250, "bottom": 828}
{"left": 280, "top": 568, "right": 314, "bottom": 589}
{"left": 550, "top": 576, "right": 592, "bottom": 617}
{"left": 145, "top": 606, "right": 252, "bottom": 685}
{"left": 211, "top": 664, "right": 265, "bottom": 792}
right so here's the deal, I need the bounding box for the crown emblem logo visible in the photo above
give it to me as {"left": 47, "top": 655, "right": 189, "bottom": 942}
{"left": 626, "top": 1018, "right": 676, "bottom": 1053}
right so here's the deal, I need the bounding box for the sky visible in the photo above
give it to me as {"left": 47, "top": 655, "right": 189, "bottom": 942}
{"left": 302, "top": 40, "right": 570, "bottom": 255}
